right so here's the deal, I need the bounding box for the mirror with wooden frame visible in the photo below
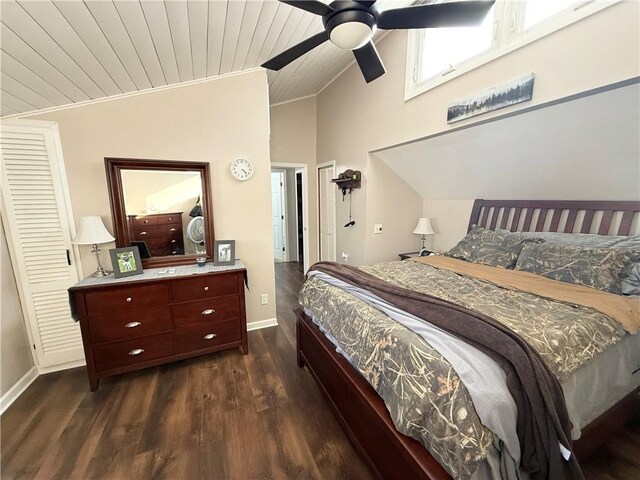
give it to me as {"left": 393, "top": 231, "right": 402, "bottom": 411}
{"left": 105, "top": 158, "right": 214, "bottom": 268}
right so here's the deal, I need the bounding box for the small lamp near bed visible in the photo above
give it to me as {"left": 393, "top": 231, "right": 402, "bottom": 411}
{"left": 72, "top": 216, "right": 115, "bottom": 277}
{"left": 413, "top": 217, "right": 435, "bottom": 256}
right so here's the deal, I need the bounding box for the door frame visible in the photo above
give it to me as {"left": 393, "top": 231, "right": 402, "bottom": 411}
{"left": 271, "top": 163, "right": 310, "bottom": 272}
{"left": 317, "top": 161, "right": 336, "bottom": 263}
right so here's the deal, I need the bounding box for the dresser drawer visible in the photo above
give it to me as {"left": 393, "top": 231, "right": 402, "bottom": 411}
{"left": 88, "top": 306, "right": 172, "bottom": 344}
{"left": 133, "top": 224, "right": 181, "bottom": 239}
{"left": 172, "top": 296, "right": 240, "bottom": 327}
{"left": 160, "top": 214, "right": 181, "bottom": 225}
{"left": 130, "top": 214, "right": 182, "bottom": 227}
{"left": 85, "top": 284, "right": 169, "bottom": 312}
{"left": 144, "top": 236, "right": 182, "bottom": 250}
{"left": 130, "top": 215, "right": 161, "bottom": 227}
{"left": 175, "top": 320, "right": 241, "bottom": 355}
{"left": 92, "top": 332, "right": 174, "bottom": 373}
{"left": 171, "top": 273, "right": 240, "bottom": 303}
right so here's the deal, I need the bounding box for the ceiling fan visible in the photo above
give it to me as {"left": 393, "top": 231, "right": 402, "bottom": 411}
{"left": 262, "top": 0, "right": 495, "bottom": 83}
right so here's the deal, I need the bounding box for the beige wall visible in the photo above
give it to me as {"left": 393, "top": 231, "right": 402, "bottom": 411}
{"left": 269, "top": 97, "right": 318, "bottom": 265}
{"left": 376, "top": 82, "right": 640, "bottom": 252}
{"left": 316, "top": 2, "right": 640, "bottom": 264}
{"left": 365, "top": 154, "right": 423, "bottom": 263}
{"left": 1, "top": 217, "right": 34, "bottom": 396}
{"left": 25, "top": 70, "right": 276, "bottom": 325}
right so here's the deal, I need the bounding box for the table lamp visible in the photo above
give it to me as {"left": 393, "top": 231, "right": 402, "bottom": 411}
{"left": 73, "top": 216, "right": 115, "bottom": 277}
{"left": 413, "top": 217, "right": 435, "bottom": 255}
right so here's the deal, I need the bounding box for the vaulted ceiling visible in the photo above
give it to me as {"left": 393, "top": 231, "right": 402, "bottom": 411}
{"left": 0, "top": 0, "right": 399, "bottom": 118}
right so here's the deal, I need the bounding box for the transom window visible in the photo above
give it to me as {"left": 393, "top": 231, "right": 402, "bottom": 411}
{"left": 406, "top": 0, "right": 619, "bottom": 101}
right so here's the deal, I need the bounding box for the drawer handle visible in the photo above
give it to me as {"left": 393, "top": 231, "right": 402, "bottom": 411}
{"left": 128, "top": 348, "right": 144, "bottom": 356}
{"left": 125, "top": 321, "right": 141, "bottom": 328}
{"left": 126, "top": 297, "right": 132, "bottom": 302}
{"left": 171, "top": 239, "right": 176, "bottom": 243}
{"left": 140, "top": 231, "right": 147, "bottom": 235}
{"left": 204, "top": 286, "right": 209, "bottom": 291}
{"left": 204, "top": 333, "right": 217, "bottom": 340}
{"left": 170, "top": 228, "right": 176, "bottom": 232}
{"left": 202, "top": 309, "right": 215, "bottom": 315}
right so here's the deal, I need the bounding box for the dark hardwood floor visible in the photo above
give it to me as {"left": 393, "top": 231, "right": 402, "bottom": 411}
{"left": 2, "top": 261, "right": 638, "bottom": 479}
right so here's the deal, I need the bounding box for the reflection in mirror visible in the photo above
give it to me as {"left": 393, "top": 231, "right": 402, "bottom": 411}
{"left": 121, "top": 170, "right": 204, "bottom": 257}
{"left": 105, "top": 158, "right": 214, "bottom": 268}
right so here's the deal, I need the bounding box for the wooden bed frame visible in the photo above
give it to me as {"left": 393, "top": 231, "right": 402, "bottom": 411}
{"left": 296, "top": 199, "right": 640, "bottom": 480}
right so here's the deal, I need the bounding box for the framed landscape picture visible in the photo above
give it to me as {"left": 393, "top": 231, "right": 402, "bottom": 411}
{"left": 447, "top": 73, "right": 535, "bottom": 123}
{"left": 109, "top": 246, "right": 143, "bottom": 278}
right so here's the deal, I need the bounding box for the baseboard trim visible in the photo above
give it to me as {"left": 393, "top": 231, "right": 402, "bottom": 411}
{"left": 37, "top": 358, "right": 86, "bottom": 375}
{"left": 0, "top": 366, "right": 38, "bottom": 415}
{"left": 247, "top": 318, "right": 278, "bottom": 331}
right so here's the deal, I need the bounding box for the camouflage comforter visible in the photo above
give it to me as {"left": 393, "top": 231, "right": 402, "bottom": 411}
{"left": 298, "top": 260, "right": 626, "bottom": 479}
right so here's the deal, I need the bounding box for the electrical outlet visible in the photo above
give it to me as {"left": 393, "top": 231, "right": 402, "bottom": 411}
{"left": 374, "top": 224, "right": 383, "bottom": 234}
{"left": 261, "top": 293, "right": 268, "bottom": 305}
{"left": 341, "top": 252, "right": 349, "bottom": 262}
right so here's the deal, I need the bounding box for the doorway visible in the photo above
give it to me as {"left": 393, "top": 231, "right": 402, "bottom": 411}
{"left": 296, "top": 171, "right": 304, "bottom": 263}
{"left": 270, "top": 164, "right": 310, "bottom": 272}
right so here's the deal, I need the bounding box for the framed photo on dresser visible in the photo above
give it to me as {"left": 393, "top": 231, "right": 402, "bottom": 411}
{"left": 109, "top": 246, "right": 143, "bottom": 278}
{"left": 214, "top": 240, "right": 235, "bottom": 266}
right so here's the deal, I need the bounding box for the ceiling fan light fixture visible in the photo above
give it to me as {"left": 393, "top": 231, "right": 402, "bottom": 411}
{"left": 329, "top": 21, "right": 374, "bottom": 50}
{"left": 324, "top": 9, "right": 377, "bottom": 50}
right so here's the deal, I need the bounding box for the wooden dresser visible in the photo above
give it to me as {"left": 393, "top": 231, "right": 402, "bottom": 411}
{"left": 69, "top": 262, "right": 247, "bottom": 391}
{"left": 127, "top": 212, "right": 184, "bottom": 256}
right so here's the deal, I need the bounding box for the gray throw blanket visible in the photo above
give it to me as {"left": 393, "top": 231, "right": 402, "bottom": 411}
{"left": 309, "top": 261, "right": 584, "bottom": 480}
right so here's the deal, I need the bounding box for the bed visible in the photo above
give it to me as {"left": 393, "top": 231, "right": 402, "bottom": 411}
{"left": 295, "top": 199, "right": 640, "bottom": 480}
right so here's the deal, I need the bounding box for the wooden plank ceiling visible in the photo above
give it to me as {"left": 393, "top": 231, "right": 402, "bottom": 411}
{"left": 0, "top": 0, "right": 396, "bottom": 117}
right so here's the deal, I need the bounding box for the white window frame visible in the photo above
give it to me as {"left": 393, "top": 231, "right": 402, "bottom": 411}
{"left": 405, "top": 0, "right": 620, "bottom": 102}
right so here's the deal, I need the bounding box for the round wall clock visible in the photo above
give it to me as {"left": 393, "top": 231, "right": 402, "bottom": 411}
{"left": 230, "top": 158, "right": 254, "bottom": 181}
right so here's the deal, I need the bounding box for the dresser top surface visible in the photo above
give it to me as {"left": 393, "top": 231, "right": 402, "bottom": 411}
{"left": 71, "top": 260, "right": 246, "bottom": 290}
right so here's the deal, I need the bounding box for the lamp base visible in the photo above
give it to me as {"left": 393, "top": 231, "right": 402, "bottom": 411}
{"left": 90, "top": 244, "right": 112, "bottom": 277}
{"left": 91, "top": 266, "right": 112, "bottom": 277}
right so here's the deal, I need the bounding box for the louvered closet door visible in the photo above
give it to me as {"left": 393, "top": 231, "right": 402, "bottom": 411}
{"left": 0, "top": 121, "right": 83, "bottom": 369}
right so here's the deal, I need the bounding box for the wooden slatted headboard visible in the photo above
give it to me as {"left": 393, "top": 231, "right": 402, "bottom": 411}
{"left": 468, "top": 200, "right": 640, "bottom": 236}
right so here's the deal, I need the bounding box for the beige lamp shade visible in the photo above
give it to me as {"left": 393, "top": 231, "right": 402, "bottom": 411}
{"left": 413, "top": 218, "right": 435, "bottom": 236}
{"left": 73, "top": 216, "right": 115, "bottom": 245}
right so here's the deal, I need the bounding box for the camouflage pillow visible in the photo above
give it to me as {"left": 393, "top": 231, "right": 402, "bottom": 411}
{"left": 445, "top": 225, "right": 542, "bottom": 269}
{"left": 621, "top": 263, "right": 640, "bottom": 296}
{"left": 514, "top": 243, "right": 640, "bottom": 295}
{"left": 519, "top": 232, "right": 640, "bottom": 295}
{"left": 520, "top": 231, "right": 640, "bottom": 249}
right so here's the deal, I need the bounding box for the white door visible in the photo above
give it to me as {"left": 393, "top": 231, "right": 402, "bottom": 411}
{"left": 271, "top": 171, "right": 286, "bottom": 261}
{"left": 0, "top": 120, "right": 84, "bottom": 370}
{"left": 318, "top": 163, "right": 336, "bottom": 261}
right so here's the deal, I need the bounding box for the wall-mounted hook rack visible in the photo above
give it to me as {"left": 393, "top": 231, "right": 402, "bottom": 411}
{"left": 331, "top": 169, "right": 361, "bottom": 197}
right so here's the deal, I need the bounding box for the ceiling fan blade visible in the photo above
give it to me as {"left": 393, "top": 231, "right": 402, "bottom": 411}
{"left": 262, "top": 31, "right": 329, "bottom": 71}
{"left": 377, "top": 0, "right": 495, "bottom": 30}
{"left": 354, "top": 0, "right": 377, "bottom": 7}
{"left": 353, "top": 42, "right": 386, "bottom": 83}
{"left": 280, "top": 0, "right": 334, "bottom": 17}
